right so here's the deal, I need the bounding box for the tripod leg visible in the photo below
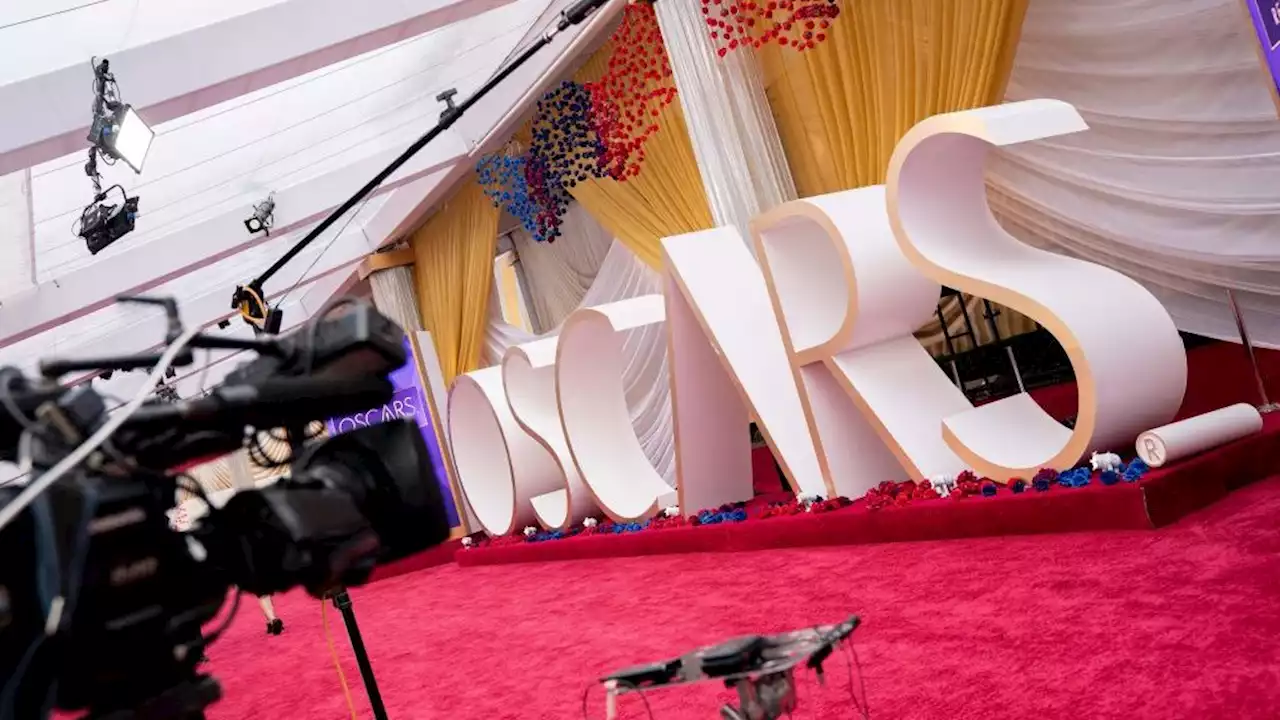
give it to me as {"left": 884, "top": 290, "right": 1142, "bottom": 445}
{"left": 332, "top": 589, "right": 389, "bottom": 720}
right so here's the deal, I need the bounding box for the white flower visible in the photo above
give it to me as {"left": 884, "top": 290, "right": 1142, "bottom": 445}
{"left": 662, "top": 506, "right": 680, "bottom": 517}
{"left": 929, "top": 473, "right": 957, "bottom": 498}
{"left": 1090, "top": 451, "right": 1123, "bottom": 472}
{"left": 522, "top": 526, "right": 537, "bottom": 537}
{"left": 583, "top": 517, "right": 599, "bottom": 528}
{"left": 461, "top": 537, "right": 474, "bottom": 548}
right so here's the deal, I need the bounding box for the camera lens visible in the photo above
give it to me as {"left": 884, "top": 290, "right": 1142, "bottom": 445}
{"left": 207, "top": 419, "right": 449, "bottom": 596}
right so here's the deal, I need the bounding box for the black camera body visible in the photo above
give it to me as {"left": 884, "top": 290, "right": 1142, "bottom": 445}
{"left": 79, "top": 190, "right": 139, "bottom": 256}
{"left": 0, "top": 301, "right": 451, "bottom": 720}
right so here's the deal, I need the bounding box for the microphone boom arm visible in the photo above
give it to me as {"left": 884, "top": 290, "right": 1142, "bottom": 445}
{"left": 232, "top": 0, "right": 614, "bottom": 320}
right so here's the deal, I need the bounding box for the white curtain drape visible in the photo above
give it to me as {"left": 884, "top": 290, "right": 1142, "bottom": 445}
{"left": 987, "top": 0, "right": 1280, "bottom": 347}
{"left": 369, "top": 264, "right": 424, "bottom": 333}
{"left": 654, "top": 0, "right": 796, "bottom": 240}
{"left": 511, "top": 202, "right": 615, "bottom": 332}
{"left": 484, "top": 241, "right": 676, "bottom": 484}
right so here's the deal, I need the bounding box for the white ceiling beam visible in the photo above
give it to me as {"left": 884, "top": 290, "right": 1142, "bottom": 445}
{"left": 0, "top": 145, "right": 460, "bottom": 348}
{"left": 461, "top": 0, "right": 623, "bottom": 152}
{"left": 0, "top": 0, "right": 518, "bottom": 175}
{"left": 364, "top": 0, "right": 624, "bottom": 245}
{"left": 33, "top": 229, "right": 378, "bottom": 381}
{"left": 360, "top": 170, "right": 457, "bottom": 245}
{"left": 297, "top": 267, "right": 366, "bottom": 318}
{"left": 0, "top": 170, "right": 35, "bottom": 298}
{"left": 10, "top": 139, "right": 451, "bottom": 380}
{"left": 92, "top": 270, "right": 350, "bottom": 403}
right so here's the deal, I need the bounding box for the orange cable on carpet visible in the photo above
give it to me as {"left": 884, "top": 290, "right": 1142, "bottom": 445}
{"left": 322, "top": 600, "right": 358, "bottom": 720}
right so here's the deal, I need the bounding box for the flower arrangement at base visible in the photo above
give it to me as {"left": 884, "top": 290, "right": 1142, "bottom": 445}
{"left": 858, "top": 455, "right": 1154, "bottom": 509}
{"left": 761, "top": 495, "right": 852, "bottom": 517}
{"left": 647, "top": 514, "right": 689, "bottom": 530}
{"left": 691, "top": 503, "right": 748, "bottom": 525}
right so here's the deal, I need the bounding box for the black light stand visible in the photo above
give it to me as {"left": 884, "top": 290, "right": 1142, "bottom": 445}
{"left": 280, "top": 421, "right": 390, "bottom": 720}
{"left": 329, "top": 589, "right": 389, "bottom": 720}
{"left": 231, "top": 0, "right": 615, "bottom": 323}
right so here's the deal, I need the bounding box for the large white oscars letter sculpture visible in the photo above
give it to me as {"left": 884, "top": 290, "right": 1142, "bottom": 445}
{"left": 663, "top": 227, "right": 832, "bottom": 506}
{"left": 752, "top": 186, "right": 967, "bottom": 489}
{"left": 449, "top": 367, "right": 565, "bottom": 535}
{"left": 885, "top": 99, "right": 1187, "bottom": 478}
{"left": 448, "top": 98, "right": 1191, "bottom": 536}
{"left": 503, "top": 337, "right": 599, "bottom": 530}
{"left": 556, "top": 296, "right": 677, "bottom": 521}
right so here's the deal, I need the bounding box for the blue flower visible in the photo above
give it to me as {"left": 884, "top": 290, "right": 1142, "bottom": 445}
{"left": 1122, "top": 458, "right": 1149, "bottom": 483}
{"left": 1056, "top": 467, "right": 1091, "bottom": 488}
{"left": 1099, "top": 470, "right": 1121, "bottom": 486}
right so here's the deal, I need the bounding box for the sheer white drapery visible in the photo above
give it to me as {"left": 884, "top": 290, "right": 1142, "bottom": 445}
{"left": 369, "top": 264, "right": 424, "bottom": 334}
{"left": 485, "top": 241, "right": 676, "bottom": 484}
{"left": 987, "top": 0, "right": 1280, "bottom": 347}
{"left": 654, "top": 0, "right": 796, "bottom": 240}
{"left": 511, "top": 202, "right": 616, "bottom": 332}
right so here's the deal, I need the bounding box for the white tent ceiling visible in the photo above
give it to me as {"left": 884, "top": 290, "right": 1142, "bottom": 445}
{"left": 0, "top": 0, "right": 622, "bottom": 399}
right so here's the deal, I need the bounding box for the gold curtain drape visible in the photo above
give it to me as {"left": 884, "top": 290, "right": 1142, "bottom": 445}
{"left": 410, "top": 177, "right": 500, "bottom": 384}
{"left": 567, "top": 43, "right": 714, "bottom": 269}
{"left": 758, "top": 0, "right": 1035, "bottom": 354}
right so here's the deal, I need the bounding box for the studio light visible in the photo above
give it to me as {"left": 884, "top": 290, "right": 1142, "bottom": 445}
{"left": 77, "top": 58, "right": 149, "bottom": 255}
{"left": 85, "top": 59, "right": 154, "bottom": 174}
{"left": 243, "top": 193, "right": 276, "bottom": 236}
{"left": 89, "top": 103, "right": 154, "bottom": 174}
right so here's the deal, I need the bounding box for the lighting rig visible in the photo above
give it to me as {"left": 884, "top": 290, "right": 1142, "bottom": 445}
{"left": 244, "top": 193, "right": 276, "bottom": 236}
{"left": 77, "top": 58, "right": 154, "bottom": 255}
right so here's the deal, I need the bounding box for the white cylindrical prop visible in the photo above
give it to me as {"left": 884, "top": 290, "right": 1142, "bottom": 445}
{"left": 449, "top": 368, "right": 562, "bottom": 536}
{"left": 1135, "top": 403, "right": 1263, "bottom": 468}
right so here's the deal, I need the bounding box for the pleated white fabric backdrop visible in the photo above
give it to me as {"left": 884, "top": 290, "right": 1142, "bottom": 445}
{"left": 485, "top": 234, "right": 676, "bottom": 484}
{"left": 510, "top": 202, "right": 616, "bottom": 332}
{"left": 369, "top": 265, "right": 425, "bottom": 333}
{"left": 988, "top": 0, "right": 1280, "bottom": 347}
{"left": 655, "top": 0, "right": 796, "bottom": 240}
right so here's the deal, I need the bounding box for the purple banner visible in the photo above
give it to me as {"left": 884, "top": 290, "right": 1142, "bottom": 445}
{"left": 326, "top": 337, "right": 459, "bottom": 527}
{"left": 1248, "top": 0, "right": 1280, "bottom": 98}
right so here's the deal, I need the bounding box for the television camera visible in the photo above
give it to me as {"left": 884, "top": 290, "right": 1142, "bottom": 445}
{"left": 0, "top": 297, "right": 451, "bottom": 720}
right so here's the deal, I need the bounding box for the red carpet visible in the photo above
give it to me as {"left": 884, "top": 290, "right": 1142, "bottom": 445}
{"left": 457, "top": 385, "right": 1280, "bottom": 568}
{"left": 204, "top": 475, "right": 1280, "bottom": 720}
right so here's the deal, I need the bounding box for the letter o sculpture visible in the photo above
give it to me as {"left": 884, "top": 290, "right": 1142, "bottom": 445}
{"left": 556, "top": 296, "right": 675, "bottom": 522}
{"left": 448, "top": 367, "right": 562, "bottom": 536}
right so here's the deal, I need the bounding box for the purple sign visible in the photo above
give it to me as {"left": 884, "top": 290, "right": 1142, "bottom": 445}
{"left": 1248, "top": 0, "right": 1280, "bottom": 99}
{"left": 326, "top": 338, "right": 459, "bottom": 527}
